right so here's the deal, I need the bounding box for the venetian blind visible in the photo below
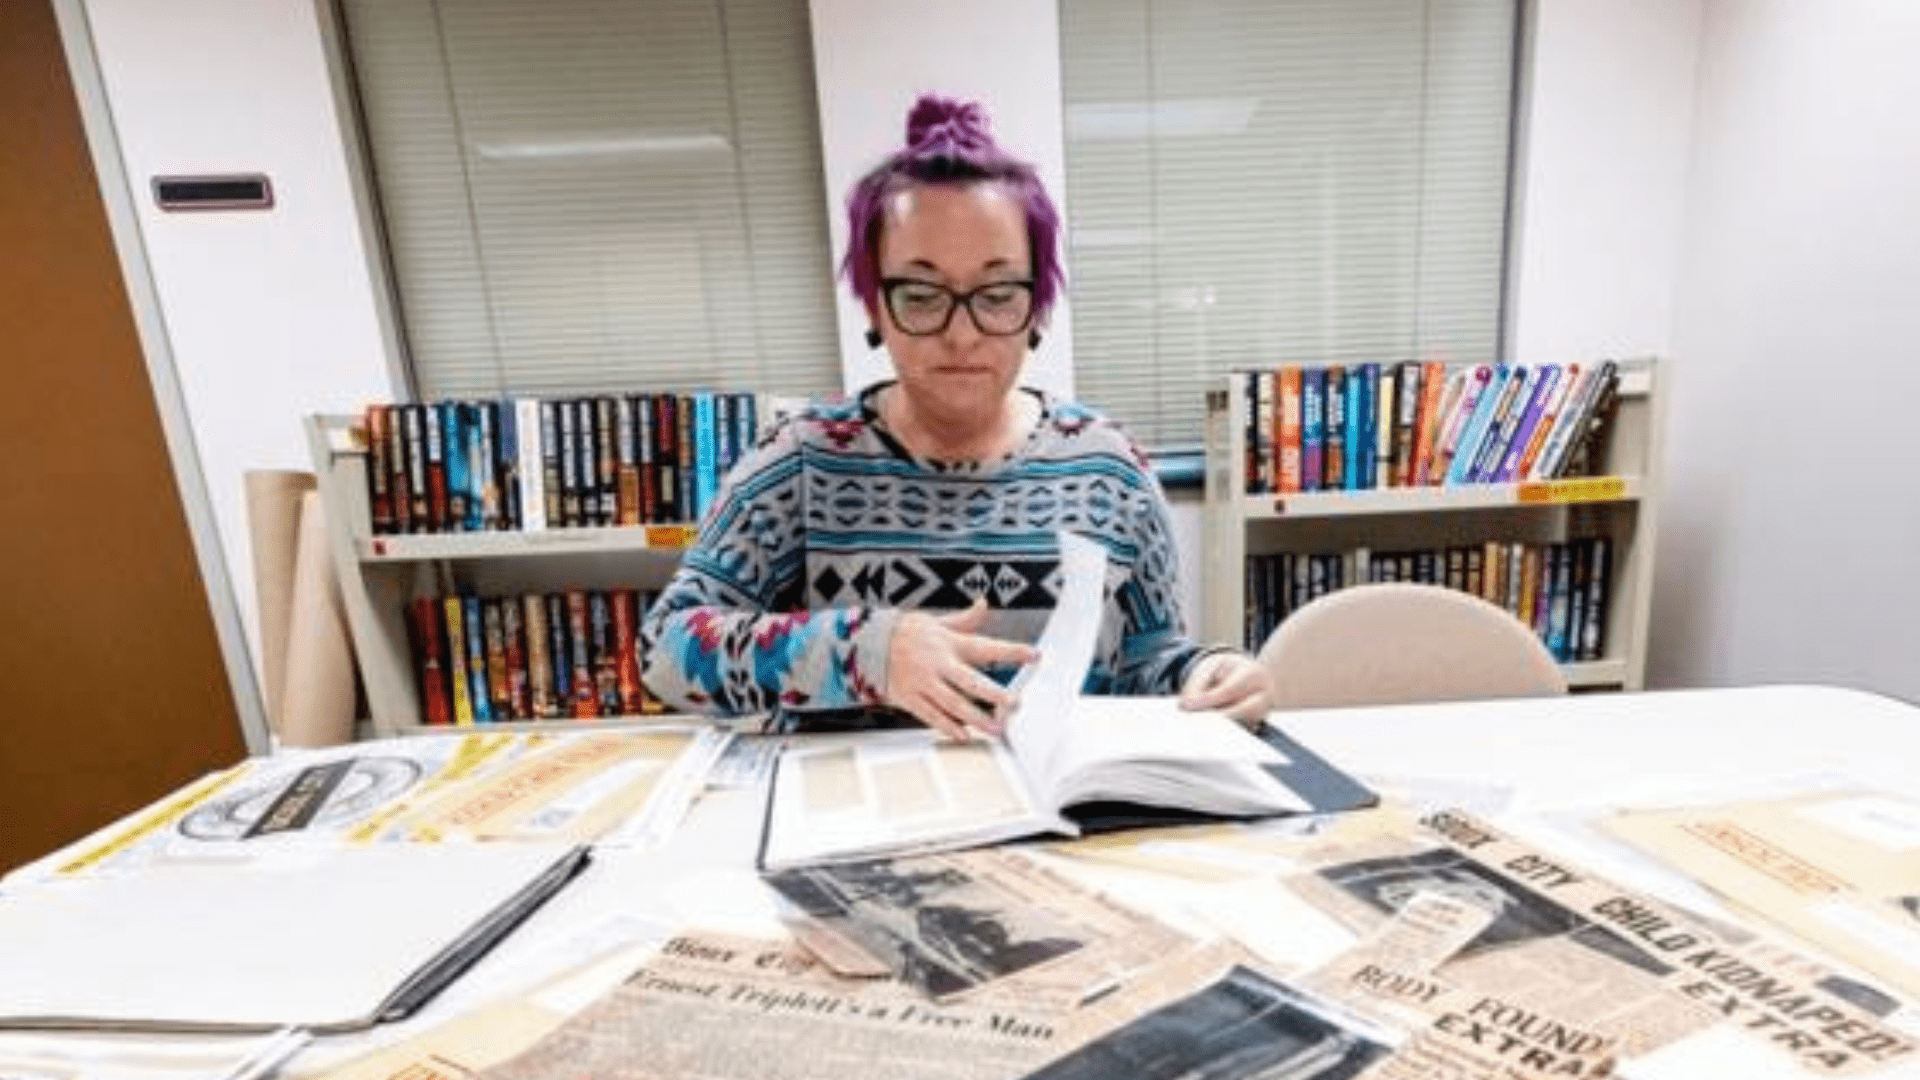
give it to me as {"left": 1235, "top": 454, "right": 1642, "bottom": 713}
{"left": 338, "top": 0, "right": 839, "bottom": 399}
{"left": 1060, "top": 0, "right": 1518, "bottom": 446}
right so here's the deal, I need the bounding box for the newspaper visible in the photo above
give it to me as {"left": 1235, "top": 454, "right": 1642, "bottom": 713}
{"left": 477, "top": 932, "right": 1075, "bottom": 1080}
{"left": 1294, "top": 809, "right": 1917, "bottom": 1074}
{"left": 1018, "top": 941, "right": 1397, "bottom": 1079}
{"left": 1605, "top": 788, "right": 1920, "bottom": 1006}
{"left": 1298, "top": 891, "right": 1619, "bottom": 1078}
{"left": 762, "top": 848, "right": 1191, "bottom": 1005}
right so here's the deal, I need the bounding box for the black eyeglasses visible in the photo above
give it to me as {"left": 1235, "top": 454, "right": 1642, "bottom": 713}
{"left": 880, "top": 277, "right": 1036, "bottom": 337}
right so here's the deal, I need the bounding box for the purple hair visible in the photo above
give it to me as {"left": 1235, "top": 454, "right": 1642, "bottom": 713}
{"left": 839, "top": 95, "right": 1065, "bottom": 327}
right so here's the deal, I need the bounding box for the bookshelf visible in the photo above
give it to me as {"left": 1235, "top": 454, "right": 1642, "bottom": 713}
{"left": 1202, "top": 357, "right": 1665, "bottom": 691}
{"left": 305, "top": 413, "right": 701, "bottom": 737}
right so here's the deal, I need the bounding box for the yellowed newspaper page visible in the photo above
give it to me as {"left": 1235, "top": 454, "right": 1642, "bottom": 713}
{"left": 1606, "top": 789, "right": 1920, "bottom": 1007}
{"left": 476, "top": 933, "right": 1074, "bottom": 1080}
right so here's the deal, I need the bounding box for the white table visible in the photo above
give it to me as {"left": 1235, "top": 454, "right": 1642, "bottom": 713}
{"left": 3, "top": 684, "right": 1917, "bottom": 1079}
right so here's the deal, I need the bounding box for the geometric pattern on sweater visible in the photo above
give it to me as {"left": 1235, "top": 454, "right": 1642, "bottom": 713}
{"left": 639, "top": 382, "right": 1220, "bottom": 720}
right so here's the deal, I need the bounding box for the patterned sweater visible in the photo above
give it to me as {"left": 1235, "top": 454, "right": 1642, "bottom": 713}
{"left": 639, "top": 383, "right": 1220, "bottom": 721}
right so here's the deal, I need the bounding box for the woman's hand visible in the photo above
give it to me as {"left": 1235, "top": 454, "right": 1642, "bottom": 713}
{"left": 1178, "top": 653, "right": 1273, "bottom": 727}
{"left": 885, "top": 599, "right": 1039, "bottom": 740}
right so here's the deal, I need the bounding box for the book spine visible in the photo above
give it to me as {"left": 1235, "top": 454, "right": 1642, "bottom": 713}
{"left": 612, "top": 588, "right": 643, "bottom": 715}
{"left": 1425, "top": 367, "right": 1481, "bottom": 485}
{"left": 635, "top": 393, "right": 657, "bottom": 524}
{"left": 503, "top": 593, "right": 529, "bottom": 719}
{"left": 389, "top": 405, "right": 413, "bottom": 535}
{"left": 1256, "top": 372, "right": 1277, "bottom": 494}
{"left": 1546, "top": 544, "right": 1573, "bottom": 661}
{"left": 1582, "top": 536, "right": 1612, "bottom": 662}
{"left": 474, "top": 401, "right": 500, "bottom": 530}
{"left": 1277, "top": 368, "right": 1303, "bottom": 494}
{"left": 479, "top": 597, "right": 508, "bottom": 719}
{"left": 567, "top": 590, "right": 597, "bottom": 718}
{"left": 1467, "top": 365, "right": 1532, "bottom": 483}
{"left": 1374, "top": 366, "right": 1396, "bottom": 489}
{"left": 1325, "top": 367, "right": 1347, "bottom": 491}
{"left": 558, "top": 399, "right": 580, "bottom": 528}
{"left": 1495, "top": 365, "right": 1562, "bottom": 482}
{"left": 1517, "top": 546, "right": 1542, "bottom": 635}
{"left": 717, "top": 392, "right": 738, "bottom": 478}
{"left": 693, "top": 390, "right": 719, "bottom": 520}
{"left": 570, "top": 398, "right": 593, "bottom": 526}
{"left": 590, "top": 591, "right": 620, "bottom": 715}
{"left": 676, "top": 394, "right": 695, "bottom": 521}
{"left": 1567, "top": 537, "right": 1591, "bottom": 665}
{"left": 524, "top": 592, "right": 556, "bottom": 719}
{"left": 408, "top": 596, "right": 452, "bottom": 725}
{"left": 1349, "top": 364, "right": 1371, "bottom": 490}
{"left": 616, "top": 395, "right": 641, "bottom": 526}
{"left": 442, "top": 403, "right": 469, "bottom": 531}
{"left": 540, "top": 401, "right": 563, "bottom": 528}
{"left": 404, "top": 404, "right": 430, "bottom": 531}
{"left": 638, "top": 589, "right": 665, "bottom": 715}
{"left": 1445, "top": 547, "right": 1466, "bottom": 592}
{"left": 443, "top": 595, "right": 474, "bottom": 726}
{"left": 516, "top": 399, "right": 547, "bottom": 531}
{"left": 544, "top": 593, "right": 572, "bottom": 718}
{"left": 1244, "top": 373, "right": 1265, "bottom": 495}
{"left": 422, "top": 402, "right": 448, "bottom": 532}
{"left": 654, "top": 394, "right": 679, "bottom": 523}
{"left": 1300, "top": 368, "right": 1325, "bottom": 492}
{"left": 366, "top": 406, "right": 394, "bottom": 535}
{"left": 596, "top": 397, "right": 618, "bottom": 527}
{"left": 463, "top": 596, "right": 493, "bottom": 722}
{"left": 1392, "top": 361, "right": 1422, "bottom": 487}
{"left": 497, "top": 398, "right": 521, "bottom": 530}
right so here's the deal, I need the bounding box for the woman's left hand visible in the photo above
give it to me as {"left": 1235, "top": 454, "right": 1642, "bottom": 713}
{"left": 1178, "top": 653, "right": 1273, "bottom": 727}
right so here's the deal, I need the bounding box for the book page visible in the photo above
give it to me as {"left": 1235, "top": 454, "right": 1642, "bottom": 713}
{"left": 760, "top": 733, "right": 1058, "bottom": 869}
{"left": 1004, "top": 532, "right": 1109, "bottom": 794}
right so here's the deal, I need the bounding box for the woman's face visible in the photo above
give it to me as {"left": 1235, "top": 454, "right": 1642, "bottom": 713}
{"left": 873, "top": 182, "right": 1032, "bottom": 429}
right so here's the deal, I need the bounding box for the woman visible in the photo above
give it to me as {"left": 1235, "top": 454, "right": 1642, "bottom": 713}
{"left": 640, "top": 95, "right": 1271, "bottom": 736}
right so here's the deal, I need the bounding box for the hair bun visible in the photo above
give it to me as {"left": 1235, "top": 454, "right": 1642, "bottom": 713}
{"left": 905, "top": 95, "right": 992, "bottom": 151}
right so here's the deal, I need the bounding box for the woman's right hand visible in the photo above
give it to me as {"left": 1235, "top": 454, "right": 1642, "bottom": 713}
{"left": 884, "top": 598, "right": 1039, "bottom": 740}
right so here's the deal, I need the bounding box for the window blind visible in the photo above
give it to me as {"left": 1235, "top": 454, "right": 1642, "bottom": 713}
{"left": 1060, "top": 0, "right": 1518, "bottom": 446}
{"left": 338, "top": 0, "right": 839, "bottom": 400}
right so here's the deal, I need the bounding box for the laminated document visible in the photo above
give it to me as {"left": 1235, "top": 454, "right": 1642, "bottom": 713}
{"left": 0, "top": 843, "right": 590, "bottom": 1034}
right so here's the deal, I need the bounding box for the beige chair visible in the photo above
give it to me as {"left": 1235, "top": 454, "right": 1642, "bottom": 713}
{"left": 1257, "top": 583, "right": 1568, "bottom": 709}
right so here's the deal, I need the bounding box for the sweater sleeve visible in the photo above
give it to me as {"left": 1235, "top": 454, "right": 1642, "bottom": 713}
{"left": 1108, "top": 451, "right": 1232, "bottom": 696}
{"left": 639, "top": 417, "right": 898, "bottom": 716}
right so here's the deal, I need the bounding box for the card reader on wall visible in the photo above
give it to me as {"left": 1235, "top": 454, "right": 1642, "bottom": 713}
{"left": 151, "top": 173, "right": 273, "bottom": 211}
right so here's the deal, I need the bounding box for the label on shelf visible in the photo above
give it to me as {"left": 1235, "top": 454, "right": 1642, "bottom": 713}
{"left": 645, "top": 525, "right": 699, "bottom": 549}
{"left": 1516, "top": 476, "right": 1628, "bottom": 505}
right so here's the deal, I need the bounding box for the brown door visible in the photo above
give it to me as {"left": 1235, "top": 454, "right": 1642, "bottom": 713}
{"left": 0, "top": 0, "right": 247, "bottom": 873}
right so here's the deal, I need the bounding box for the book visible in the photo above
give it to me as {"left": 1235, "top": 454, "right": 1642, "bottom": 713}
{"left": 1391, "top": 361, "right": 1421, "bottom": 487}
{"left": 407, "top": 596, "right": 451, "bottom": 726}
{"left": 1407, "top": 361, "right": 1448, "bottom": 486}
{"left": 1324, "top": 366, "right": 1346, "bottom": 490}
{"left": 0, "top": 844, "right": 591, "bottom": 1034}
{"left": 1244, "top": 373, "right": 1266, "bottom": 495}
{"left": 1464, "top": 365, "right": 1532, "bottom": 483}
{"left": 539, "top": 400, "right": 563, "bottom": 528}
{"left": 497, "top": 398, "right": 522, "bottom": 530}
{"left": 366, "top": 405, "right": 394, "bottom": 534}
{"left": 756, "top": 534, "right": 1374, "bottom": 870}
{"left": 463, "top": 595, "right": 493, "bottom": 723}
{"left": 1444, "top": 366, "right": 1512, "bottom": 485}
{"left": 1371, "top": 364, "right": 1393, "bottom": 489}
{"left": 616, "top": 395, "right": 641, "bottom": 526}
{"left": 1276, "top": 369, "right": 1303, "bottom": 494}
{"left": 443, "top": 595, "right": 474, "bottom": 726}
{"left": 693, "top": 391, "right": 719, "bottom": 519}
{"left": 1425, "top": 366, "right": 1486, "bottom": 485}
{"left": 595, "top": 396, "right": 618, "bottom": 527}
{"left": 515, "top": 398, "right": 547, "bottom": 532}
{"left": 1300, "top": 368, "right": 1325, "bottom": 492}
{"left": 442, "top": 403, "right": 470, "bottom": 531}
{"left": 1494, "top": 364, "right": 1562, "bottom": 482}
{"left": 524, "top": 592, "right": 557, "bottom": 719}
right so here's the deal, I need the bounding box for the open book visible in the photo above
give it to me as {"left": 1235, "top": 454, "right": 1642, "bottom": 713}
{"left": 757, "top": 534, "right": 1374, "bottom": 870}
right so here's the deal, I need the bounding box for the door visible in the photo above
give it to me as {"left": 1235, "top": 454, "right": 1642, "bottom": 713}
{"left": 0, "top": 0, "right": 246, "bottom": 872}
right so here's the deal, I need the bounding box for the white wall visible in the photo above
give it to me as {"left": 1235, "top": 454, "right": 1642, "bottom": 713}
{"left": 78, "top": 0, "right": 398, "bottom": 690}
{"left": 1650, "top": 0, "right": 1920, "bottom": 698}
{"left": 1509, "top": 0, "right": 1704, "bottom": 364}
{"left": 809, "top": 0, "right": 1075, "bottom": 398}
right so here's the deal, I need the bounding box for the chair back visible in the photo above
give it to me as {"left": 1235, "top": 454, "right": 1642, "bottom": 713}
{"left": 1257, "top": 583, "right": 1568, "bottom": 710}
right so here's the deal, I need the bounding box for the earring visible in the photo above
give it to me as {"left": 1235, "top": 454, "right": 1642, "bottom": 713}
{"left": 1028, "top": 330, "right": 1043, "bottom": 349}
{"left": 864, "top": 328, "right": 882, "bottom": 349}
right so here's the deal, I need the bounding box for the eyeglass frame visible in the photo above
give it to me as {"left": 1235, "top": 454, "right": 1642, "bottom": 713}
{"left": 878, "top": 276, "right": 1038, "bottom": 337}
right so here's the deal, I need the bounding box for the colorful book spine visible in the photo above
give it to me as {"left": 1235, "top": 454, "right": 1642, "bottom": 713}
{"left": 463, "top": 595, "right": 493, "bottom": 722}
{"left": 482, "top": 598, "right": 511, "bottom": 719}
{"left": 404, "top": 404, "right": 430, "bottom": 531}
{"left": 1581, "top": 537, "right": 1612, "bottom": 662}
{"left": 612, "top": 588, "right": 643, "bottom": 715}
{"left": 516, "top": 399, "right": 547, "bottom": 531}
{"left": 503, "top": 594, "right": 530, "bottom": 719}
{"left": 545, "top": 593, "right": 572, "bottom": 718}
{"left": 558, "top": 399, "right": 580, "bottom": 527}
{"left": 1495, "top": 365, "right": 1563, "bottom": 482}
{"left": 1407, "top": 362, "right": 1447, "bottom": 487}
{"left": 1531, "top": 364, "right": 1599, "bottom": 481}
{"left": 595, "top": 396, "right": 618, "bottom": 527}
{"left": 475, "top": 401, "right": 501, "bottom": 530}
{"left": 1445, "top": 366, "right": 1512, "bottom": 485}
{"left": 1245, "top": 373, "right": 1266, "bottom": 495}
{"left": 1373, "top": 366, "right": 1395, "bottom": 489}
{"left": 693, "top": 391, "right": 719, "bottom": 520}
{"left": 1426, "top": 366, "right": 1484, "bottom": 485}
{"left": 524, "top": 593, "right": 556, "bottom": 719}
{"left": 635, "top": 394, "right": 657, "bottom": 523}
{"left": 540, "top": 400, "right": 563, "bottom": 528}
{"left": 408, "top": 596, "right": 451, "bottom": 725}
{"left": 366, "top": 406, "right": 393, "bottom": 535}
{"left": 1324, "top": 367, "right": 1346, "bottom": 491}
{"left": 443, "top": 595, "right": 474, "bottom": 726}
{"left": 388, "top": 404, "right": 413, "bottom": 535}
{"left": 1277, "top": 368, "right": 1303, "bottom": 494}
{"left": 1392, "top": 361, "right": 1422, "bottom": 487}
{"left": 567, "top": 590, "right": 597, "bottom": 718}
{"left": 1516, "top": 363, "right": 1579, "bottom": 481}
{"left": 1300, "top": 368, "right": 1325, "bottom": 492}
{"left": 443, "top": 403, "right": 470, "bottom": 531}
{"left": 497, "top": 398, "right": 521, "bottom": 530}
{"left": 590, "top": 591, "right": 620, "bottom": 716}
{"left": 616, "top": 395, "right": 642, "bottom": 526}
